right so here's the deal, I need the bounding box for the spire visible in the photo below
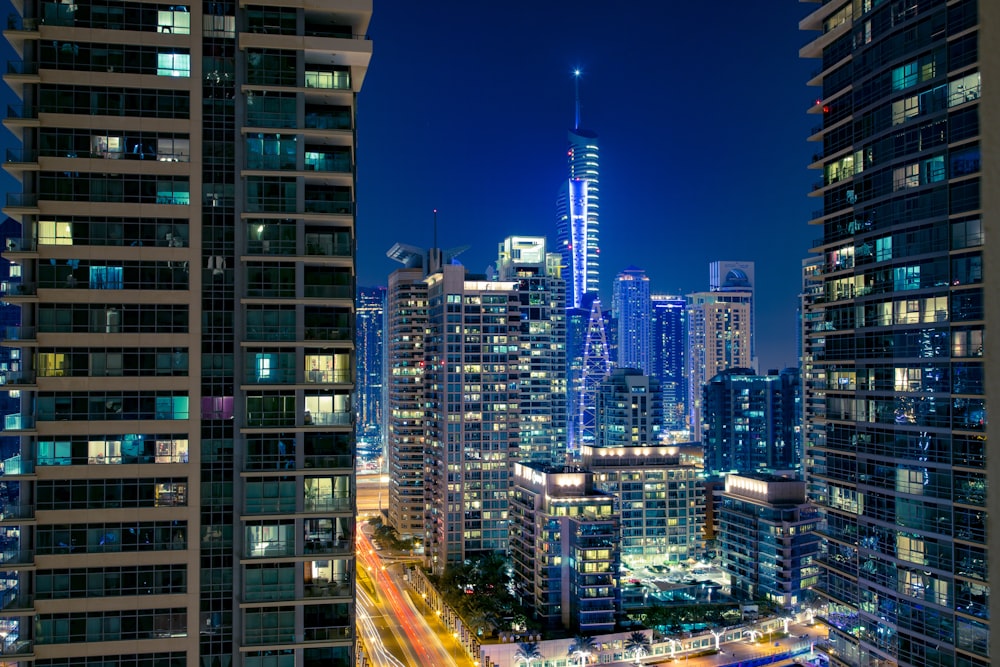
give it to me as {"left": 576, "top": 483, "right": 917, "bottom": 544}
{"left": 573, "top": 68, "right": 582, "bottom": 130}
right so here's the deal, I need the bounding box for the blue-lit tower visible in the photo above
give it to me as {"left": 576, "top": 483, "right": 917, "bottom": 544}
{"left": 556, "top": 70, "right": 600, "bottom": 310}
{"left": 356, "top": 286, "right": 386, "bottom": 459}
{"left": 651, "top": 293, "right": 687, "bottom": 432}
{"left": 613, "top": 266, "right": 651, "bottom": 374}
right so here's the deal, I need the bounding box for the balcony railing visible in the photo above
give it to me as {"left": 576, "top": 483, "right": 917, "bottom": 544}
{"left": 0, "top": 371, "right": 35, "bottom": 385}
{"left": 305, "top": 241, "right": 351, "bottom": 257}
{"left": 5, "top": 104, "right": 35, "bottom": 120}
{"left": 303, "top": 326, "right": 351, "bottom": 342}
{"left": 0, "top": 505, "right": 34, "bottom": 521}
{"left": 1, "top": 282, "right": 35, "bottom": 297}
{"left": 304, "top": 370, "right": 352, "bottom": 384}
{"left": 4, "top": 148, "right": 36, "bottom": 164}
{"left": 303, "top": 454, "right": 353, "bottom": 470}
{"left": 4, "top": 61, "right": 37, "bottom": 76}
{"left": 3, "top": 237, "right": 35, "bottom": 252}
{"left": 4, "top": 415, "right": 34, "bottom": 430}
{"left": 0, "top": 455, "right": 33, "bottom": 476}
{"left": 4, "top": 194, "right": 37, "bottom": 207}
{"left": 245, "top": 325, "right": 297, "bottom": 342}
{"left": 302, "top": 497, "right": 352, "bottom": 513}
{"left": 244, "top": 541, "right": 295, "bottom": 559}
{"left": 302, "top": 285, "right": 352, "bottom": 299}
{"left": 303, "top": 411, "right": 351, "bottom": 427}
{"left": 303, "top": 200, "right": 353, "bottom": 215}
{"left": 303, "top": 627, "right": 351, "bottom": 642}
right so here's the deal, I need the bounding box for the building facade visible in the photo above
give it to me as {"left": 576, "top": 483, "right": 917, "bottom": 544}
{"left": 595, "top": 368, "right": 662, "bottom": 449}
{"left": 385, "top": 267, "right": 427, "bottom": 543}
{"left": 582, "top": 445, "right": 704, "bottom": 565}
{"left": 802, "top": 1, "right": 989, "bottom": 665}
{"left": 566, "top": 293, "right": 610, "bottom": 456}
{"left": 686, "top": 290, "right": 753, "bottom": 440}
{"left": 422, "top": 265, "right": 521, "bottom": 573}
{"left": 356, "top": 285, "right": 386, "bottom": 457}
{"left": 612, "top": 266, "right": 651, "bottom": 374}
{"left": 496, "top": 236, "right": 567, "bottom": 465}
{"left": 555, "top": 128, "right": 600, "bottom": 311}
{"left": 0, "top": 1, "right": 371, "bottom": 664}
{"left": 650, "top": 294, "right": 687, "bottom": 432}
{"left": 709, "top": 261, "right": 756, "bottom": 365}
{"left": 701, "top": 367, "right": 799, "bottom": 478}
{"left": 509, "top": 462, "right": 619, "bottom": 634}
{"left": 717, "top": 474, "right": 819, "bottom": 610}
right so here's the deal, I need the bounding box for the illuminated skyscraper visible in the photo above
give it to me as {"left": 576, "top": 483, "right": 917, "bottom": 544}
{"left": 686, "top": 290, "right": 752, "bottom": 440}
{"left": 651, "top": 294, "right": 687, "bottom": 431}
{"left": 802, "top": 1, "right": 991, "bottom": 665}
{"left": 0, "top": 1, "right": 371, "bottom": 663}
{"left": 496, "top": 236, "right": 566, "bottom": 465}
{"left": 709, "top": 260, "right": 756, "bottom": 366}
{"left": 356, "top": 286, "right": 386, "bottom": 456}
{"left": 612, "top": 266, "right": 651, "bottom": 374}
{"left": 556, "top": 73, "right": 600, "bottom": 310}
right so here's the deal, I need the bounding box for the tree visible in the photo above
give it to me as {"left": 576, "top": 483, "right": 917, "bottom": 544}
{"left": 514, "top": 640, "right": 543, "bottom": 667}
{"left": 625, "top": 631, "right": 651, "bottom": 665}
{"left": 568, "top": 635, "right": 596, "bottom": 666}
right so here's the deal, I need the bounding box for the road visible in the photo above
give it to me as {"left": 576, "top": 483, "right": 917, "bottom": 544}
{"left": 357, "top": 471, "right": 387, "bottom": 518}
{"left": 357, "top": 524, "right": 461, "bottom": 667}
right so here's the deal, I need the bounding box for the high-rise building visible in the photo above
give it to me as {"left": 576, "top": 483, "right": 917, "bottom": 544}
{"left": 422, "top": 263, "right": 521, "bottom": 573}
{"left": 496, "top": 236, "right": 567, "bottom": 465}
{"left": 385, "top": 267, "right": 427, "bottom": 543}
{"left": 567, "top": 294, "right": 611, "bottom": 455}
{"left": 709, "top": 261, "right": 756, "bottom": 365}
{"left": 356, "top": 286, "right": 386, "bottom": 457}
{"left": 555, "top": 75, "right": 600, "bottom": 311}
{"left": 509, "top": 462, "right": 619, "bottom": 634}
{"left": 651, "top": 294, "right": 687, "bottom": 432}
{"left": 685, "top": 290, "right": 753, "bottom": 440}
{"left": 595, "top": 368, "right": 662, "bottom": 449}
{"left": 718, "top": 474, "right": 819, "bottom": 610}
{"left": 582, "top": 445, "right": 704, "bottom": 565}
{"left": 612, "top": 266, "right": 651, "bottom": 374}
{"left": 701, "top": 368, "right": 799, "bottom": 478}
{"left": 0, "top": 2, "right": 371, "bottom": 663}
{"left": 802, "top": 2, "right": 989, "bottom": 665}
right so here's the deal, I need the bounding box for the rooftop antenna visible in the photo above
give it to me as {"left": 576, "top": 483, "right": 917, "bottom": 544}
{"left": 573, "top": 68, "right": 582, "bottom": 130}
{"left": 432, "top": 208, "right": 438, "bottom": 250}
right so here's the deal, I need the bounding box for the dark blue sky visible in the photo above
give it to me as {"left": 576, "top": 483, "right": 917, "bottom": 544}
{"left": 357, "top": 2, "right": 820, "bottom": 371}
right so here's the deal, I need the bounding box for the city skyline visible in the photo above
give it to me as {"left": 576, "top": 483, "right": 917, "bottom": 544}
{"left": 354, "top": 2, "right": 816, "bottom": 372}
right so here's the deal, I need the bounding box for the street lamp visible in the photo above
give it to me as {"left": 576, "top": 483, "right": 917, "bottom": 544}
{"left": 709, "top": 629, "right": 723, "bottom": 651}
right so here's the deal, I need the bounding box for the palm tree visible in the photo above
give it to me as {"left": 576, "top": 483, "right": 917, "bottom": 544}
{"left": 568, "top": 634, "right": 596, "bottom": 666}
{"left": 514, "top": 640, "right": 544, "bottom": 667}
{"left": 624, "top": 631, "right": 651, "bottom": 665}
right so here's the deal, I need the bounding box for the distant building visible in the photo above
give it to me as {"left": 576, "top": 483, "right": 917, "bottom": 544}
{"left": 718, "top": 474, "right": 819, "bottom": 609}
{"left": 612, "top": 266, "right": 651, "bottom": 374}
{"left": 566, "top": 294, "right": 610, "bottom": 455}
{"left": 582, "top": 445, "right": 704, "bottom": 565}
{"left": 385, "top": 267, "right": 427, "bottom": 542}
{"left": 356, "top": 286, "right": 386, "bottom": 455}
{"left": 509, "top": 462, "right": 619, "bottom": 634}
{"left": 0, "top": 218, "right": 22, "bottom": 461}
{"left": 709, "top": 260, "right": 756, "bottom": 364}
{"left": 596, "top": 368, "right": 662, "bottom": 449}
{"left": 685, "top": 290, "right": 753, "bottom": 440}
{"left": 701, "top": 367, "right": 800, "bottom": 477}
{"left": 555, "top": 122, "right": 600, "bottom": 310}
{"left": 650, "top": 294, "right": 687, "bottom": 431}
{"left": 496, "top": 236, "right": 567, "bottom": 465}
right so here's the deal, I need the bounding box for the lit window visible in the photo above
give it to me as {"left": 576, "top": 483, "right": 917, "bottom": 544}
{"left": 157, "top": 53, "right": 191, "bottom": 77}
{"left": 158, "top": 7, "right": 191, "bottom": 34}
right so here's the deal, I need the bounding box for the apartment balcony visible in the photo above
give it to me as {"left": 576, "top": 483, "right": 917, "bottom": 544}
{"left": 243, "top": 540, "right": 296, "bottom": 560}
{"left": 1, "top": 237, "right": 35, "bottom": 254}
{"left": 3, "top": 415, "right": 35, "bottom": 432}
{"left": 0, "top": 589, "right": 33, "bottom": 614}
{"left": 2, "top": 193, "right": 38, "bottom": 219}
{"left": 0, "top": 550, "right": 33, "bottom": 571}
{"left": 0, "top": 454, "right": 34, "bottom": 478}
{"left": 0, "top": 371, "right": 34, "bottom": 388}
{"left": 243, "top": 198, "right": 354, "bottom": 217}
{"left": 2, "top": 104, "right": 38, "bottom": 130}
{"left": 302, "top": 497, "right": 352, "bottom": 514}
{"left": 303, "top": 579, "right": 352, "bottom": 599}
{"left": 3, "top": 148, "right": 37, "bottom": 174}
{"left": 0, "top": 505, "right": 34, "bottom": 524}
{"left": 0, "top": 282, "right": 35, "bottom": 301}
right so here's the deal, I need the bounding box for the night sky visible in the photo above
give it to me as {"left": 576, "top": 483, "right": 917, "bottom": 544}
{"left": 356, "top": 2, "right": 819, "bottom": 372}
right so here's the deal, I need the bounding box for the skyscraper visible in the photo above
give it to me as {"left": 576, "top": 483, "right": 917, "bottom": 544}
{"left": 595, "top": 368, "right": 662, "bottom": 449}
{"left": 709, "top": 260, "right": 756, "bottom": 366}
{"left": 701, "top": 367, "right": 799, "bottom": 478}
{"left": 802, "top": 2, "right": 989, "bottom": 666}
{"left": 385, "top": 267, "right": 427, "bottom": 543}
{"left": 685, "top": 290, "right": 753, "bottom": 440}
{"left": 612, "top": 266, "right": 651, "bottom": 374}
{"left": 567, "top": 294, "right": 611, "bottom": 454}
{"left": 496, "top": 236, "right": 567, "bottom": 465}
{"left": 555, "top": 72, "right": 600, "bottom": 310}
{"left": 423, "top": 265, "right": 521, "bottom": 573}
{"left": 0, "top": 1, "right": 371, "bottom": 663}
{"left": 356, "top": 286, "right": 386, "bottom": 457}
{"left": 650, "top": 293, "right": 687, "bottom": 432}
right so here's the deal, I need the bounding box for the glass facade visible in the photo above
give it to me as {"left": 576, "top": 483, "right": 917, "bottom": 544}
{"left": 801, "top": 1, "right": 986, "bottom": 665}
{"left": 0, "top": 0, "right": 371, "bottom": 663}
